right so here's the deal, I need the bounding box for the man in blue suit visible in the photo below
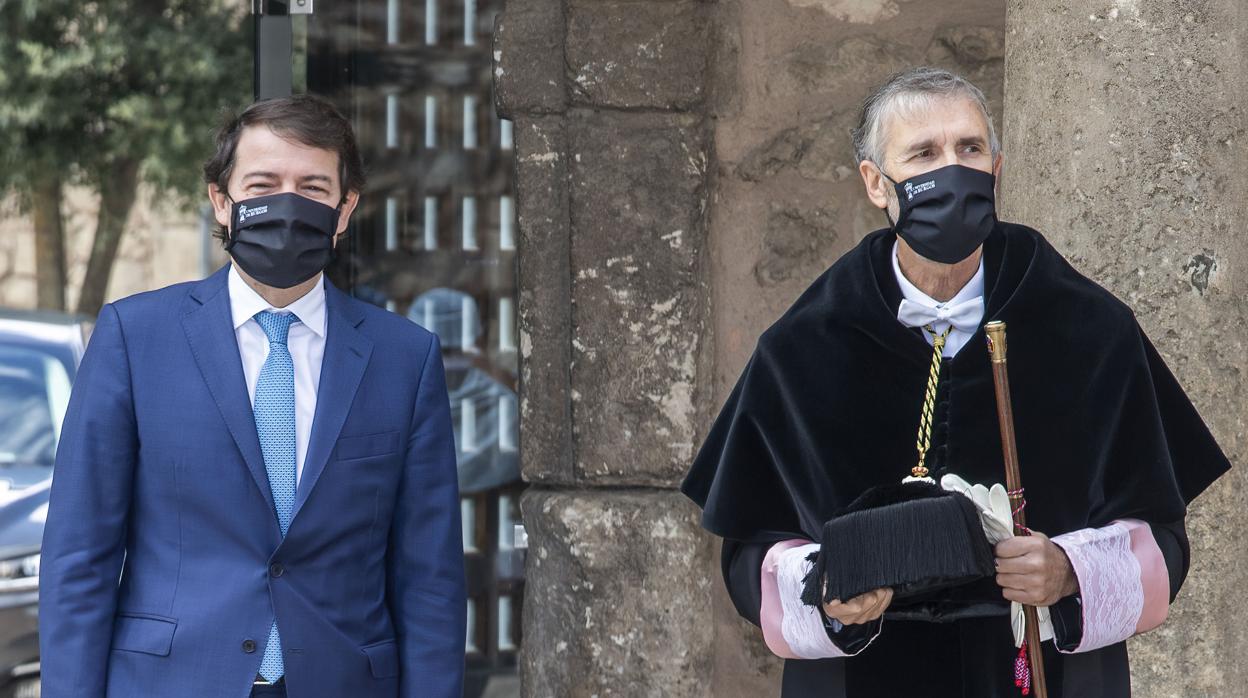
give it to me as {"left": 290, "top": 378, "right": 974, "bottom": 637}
{"left": 39, "top": 95, "right": 466, "bottom": 698}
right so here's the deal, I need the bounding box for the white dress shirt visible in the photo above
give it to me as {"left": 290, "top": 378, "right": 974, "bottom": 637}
{"left": 228, "top": 265, "right": 327, "bottom": 485}
{"left": 892, "top": 241, "right": 985, "bottom": 358}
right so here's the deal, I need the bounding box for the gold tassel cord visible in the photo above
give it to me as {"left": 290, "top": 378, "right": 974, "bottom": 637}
{"left": 913, "top": 325, "right": 952, "bottom": 480}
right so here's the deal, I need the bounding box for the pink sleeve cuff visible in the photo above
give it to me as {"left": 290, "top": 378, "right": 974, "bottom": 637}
{"left": 759, "top": 539, "right": 881, "bottom": 660}
{"left": 1051, "top": 519, "right": 1170, "bottom": 653}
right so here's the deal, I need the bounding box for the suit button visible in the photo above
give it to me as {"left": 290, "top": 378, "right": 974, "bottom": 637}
{"left": 270, "top": 563, "right": 285, "bottom": 578}
{"left": 242, "top": 639, "right": 257, "bottom": 653}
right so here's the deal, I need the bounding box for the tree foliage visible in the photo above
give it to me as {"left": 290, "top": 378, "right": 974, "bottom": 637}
{"left": 0, "top": 0, "right": 252, "bottom": 314}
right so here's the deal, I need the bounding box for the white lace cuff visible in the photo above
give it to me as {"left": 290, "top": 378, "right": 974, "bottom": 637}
{"left": 759, "top": 540, "right": 882, "bottom": 659}
{"left": 1051, "top": 519, "right": 1169, "bottom": 653}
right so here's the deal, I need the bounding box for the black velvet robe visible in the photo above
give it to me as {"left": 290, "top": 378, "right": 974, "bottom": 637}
{"left": 682, "top": 223, "right": 1230, "bottom": 697}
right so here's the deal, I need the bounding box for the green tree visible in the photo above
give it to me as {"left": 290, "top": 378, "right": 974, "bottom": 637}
{"left": 0, "top": 0, "right": 251, "bottom": 315}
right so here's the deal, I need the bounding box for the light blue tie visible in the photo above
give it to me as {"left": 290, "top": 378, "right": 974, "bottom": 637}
{"left": 253, "top": 310, "right": 298, "bottom": 682}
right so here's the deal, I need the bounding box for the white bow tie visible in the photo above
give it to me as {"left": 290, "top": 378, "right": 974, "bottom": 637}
{"left": 896, "top": 296, "right": 985, "bottom": 333}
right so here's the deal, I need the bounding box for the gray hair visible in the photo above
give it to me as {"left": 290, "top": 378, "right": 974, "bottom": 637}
{"left": 852, "top": 67, "right": 1000, "bottom": 167}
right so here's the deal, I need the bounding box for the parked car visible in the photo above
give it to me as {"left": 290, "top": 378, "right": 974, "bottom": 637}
{"left": 0, "top": 310, "right": 88, "bottom": 698}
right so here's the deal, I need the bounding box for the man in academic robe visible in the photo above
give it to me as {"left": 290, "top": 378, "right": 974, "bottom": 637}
{"left": 681, "top": 67, "right": 1230, "bottom": 697}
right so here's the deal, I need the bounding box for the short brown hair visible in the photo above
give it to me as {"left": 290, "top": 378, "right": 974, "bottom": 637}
{"left": 204, "top": 94, "right": 366, "bottom": 243}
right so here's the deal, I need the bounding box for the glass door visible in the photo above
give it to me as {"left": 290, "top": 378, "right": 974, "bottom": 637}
{"left": 258, "top": 2, "right": 523, "bottom": 695}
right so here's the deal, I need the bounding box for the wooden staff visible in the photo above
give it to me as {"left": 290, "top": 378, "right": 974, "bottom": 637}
{"left": 985, "top": 321, "right": 1048, "bottom": 698}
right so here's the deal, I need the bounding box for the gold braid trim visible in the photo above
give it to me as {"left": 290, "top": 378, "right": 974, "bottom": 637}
{"left": 913, "top": 325, "right": 952, "bottom": 479}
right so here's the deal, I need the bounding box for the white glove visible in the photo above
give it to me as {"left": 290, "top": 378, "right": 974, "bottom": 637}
{"left": 1010, "top": 599, "right": 1053, "bottom": 648}
{"left": 939, "top": 473, "right": 1055, "bottom": 647}
{"left": 939, "top": 474, "right": 1013, "bottom": 544}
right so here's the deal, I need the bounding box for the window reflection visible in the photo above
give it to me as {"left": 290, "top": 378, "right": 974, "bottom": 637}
{"left": 410, "top": 288, "right": 519, "bottom": 492}
{"left": 0, "top": 344, "right": 74, "bottom": 489}
{"left": 307, "top": 0, "right": 521, "bottom": 691}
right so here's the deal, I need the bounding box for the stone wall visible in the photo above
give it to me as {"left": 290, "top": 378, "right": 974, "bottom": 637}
{"left": 1002, "top": 1, "right": 1246, "bottom": 694}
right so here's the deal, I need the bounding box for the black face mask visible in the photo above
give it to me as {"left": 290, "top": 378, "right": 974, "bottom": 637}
{"left": 882, "top": 164, "right": 997, "bottom": 264}
{"left": 227, "top": 192, "right": 340, "bottom": 289}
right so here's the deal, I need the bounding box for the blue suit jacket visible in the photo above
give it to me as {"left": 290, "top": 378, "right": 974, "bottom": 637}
{"left": 39, "top": 266, "right": 466, "bottom": 697}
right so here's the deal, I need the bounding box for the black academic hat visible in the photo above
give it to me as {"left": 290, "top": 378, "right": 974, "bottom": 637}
{"left": 800, "top": 480, "right": 996, "bottom": 610}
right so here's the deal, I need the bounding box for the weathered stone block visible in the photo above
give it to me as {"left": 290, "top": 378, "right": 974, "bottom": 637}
{"left": 706, "top": 0, "right": 743, "bottom": 120}
{"left": 520, "top": 489, "right": 714, "bottom": 697}
{"left": 754, "top": 203, "right": 840, "bottom": 286}
{"left": 735, "top": 112, "right": 858, "bottom": 183}
{"left": 494, "top": 0, "right": 568, "bottom": 117}
{"left": 566, "top": 2, "right": 710, "bottom": 110}
{"left": 782, "top": 0, "right": 904, "bottom": 24}
{"left": 515, "top": 116, "right": 575, "bottom": 484}
{"left": 928, "top": 25, "right": 1005, "bottom": 65}
{"left": 782, "top": 35, "right": 917, "bottom": 94}
{"left": 1003, "top": 1, "right": 1248, "bottom": 694}
{"left": 567, "top": 110, "right": 711, "bottom": 486}
{"left": 924, "top": 25, "right": 1005, "bottom": 136}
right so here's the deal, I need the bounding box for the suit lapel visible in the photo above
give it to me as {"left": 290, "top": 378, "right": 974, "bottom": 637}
{"left": 292, "top": 283, "right": 373, "bottom": 521}
{"left": 181, "top": 266, "right": 276, "bottom": 515}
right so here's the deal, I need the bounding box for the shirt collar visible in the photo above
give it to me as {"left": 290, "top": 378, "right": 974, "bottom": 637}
{"left": 891, "top": 240, "right": 985, "bottom": 310}
{"left": 227, "top": 264, "right": 327, "bottom": 338}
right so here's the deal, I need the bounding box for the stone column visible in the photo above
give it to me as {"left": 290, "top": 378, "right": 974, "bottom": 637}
{"left": 1002, "top": 1, "right": 1248, "bottom": 693}
{"left": 495, "top": 1, "right": 718, "bottom": 695}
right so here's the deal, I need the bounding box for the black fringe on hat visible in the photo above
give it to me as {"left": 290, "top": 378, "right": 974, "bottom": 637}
{"left": 800, "top": 481, "right": 996, "bottom": 607}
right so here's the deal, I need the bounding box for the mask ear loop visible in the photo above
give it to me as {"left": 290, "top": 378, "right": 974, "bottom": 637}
{"left": 222, "top": 191, "right": 241, "bottom": 251}
{"left": 874, "top": 163, "right": 902, "bottom": 229}
{"left": 327, "top": 194, "right": 351, "bottom": 261}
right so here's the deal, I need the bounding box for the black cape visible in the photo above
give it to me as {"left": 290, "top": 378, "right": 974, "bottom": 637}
{"left": 682, "top": 223, "right": 1230, "bottom": 697}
